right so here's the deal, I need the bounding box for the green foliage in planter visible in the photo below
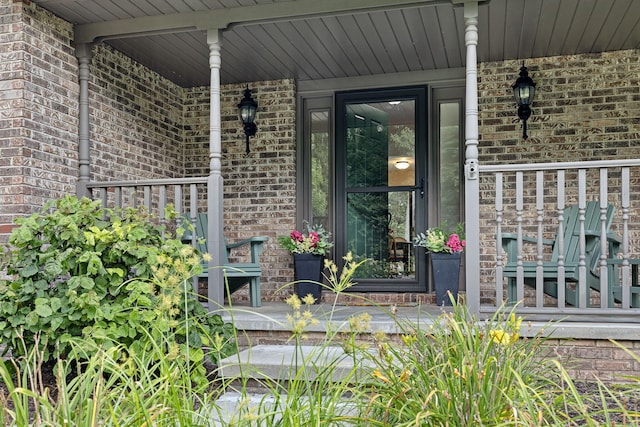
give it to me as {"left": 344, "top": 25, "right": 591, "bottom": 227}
{"left": 0, "top": 196, "right": 236, "bottom": 369}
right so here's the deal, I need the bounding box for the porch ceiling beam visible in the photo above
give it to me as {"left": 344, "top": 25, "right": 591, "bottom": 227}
{"left": 75, "top": 0, "right": 449, "bottom": 43}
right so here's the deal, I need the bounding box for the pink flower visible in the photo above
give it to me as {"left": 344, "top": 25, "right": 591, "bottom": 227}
{"left": 446, "top": 234, "right": 466, "bottom": 253}
{"left": 291, "top": 230, "right": 304, "bottom": 242}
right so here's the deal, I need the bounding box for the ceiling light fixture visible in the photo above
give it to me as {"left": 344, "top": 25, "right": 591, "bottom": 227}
{"left": 395, "top": 160, "right": 410, "bottom": 170}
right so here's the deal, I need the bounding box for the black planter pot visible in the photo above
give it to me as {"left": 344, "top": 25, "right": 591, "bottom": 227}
{"left": 293, "top": 253, "right": 324, "bottom": 303}
{"left": 430, "top": 252, "right": 462, "bottom": 306}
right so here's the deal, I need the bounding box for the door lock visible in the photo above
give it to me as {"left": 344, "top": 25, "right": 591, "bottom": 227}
{"left": 413, "top": 177, "right": 425, "bottom": 198}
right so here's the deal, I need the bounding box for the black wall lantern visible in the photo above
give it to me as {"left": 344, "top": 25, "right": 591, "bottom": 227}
{"left": 238, "top": 86, "right": 258, "bottom": 154}
{"left": 512, "top": 63, "right": 536, "bottom": 140}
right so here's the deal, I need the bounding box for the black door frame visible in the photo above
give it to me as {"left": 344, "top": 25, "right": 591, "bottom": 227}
{"left": 335, "top": 86, "right": 428, "bottom": 292}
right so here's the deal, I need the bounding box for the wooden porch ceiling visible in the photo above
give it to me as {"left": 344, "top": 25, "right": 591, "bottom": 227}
{"left": 32, "top": 0, "right": 640, "bottom": 88}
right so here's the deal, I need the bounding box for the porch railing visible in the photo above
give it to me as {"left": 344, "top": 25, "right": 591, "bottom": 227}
{"left": 477, "top": 158, "right": 640, "bottom": 320}
{"left": 86, "top": 177, "right": 218, "bottom": 303}
{"left": 87, "top": 177, "right": 208, "bottom": 215}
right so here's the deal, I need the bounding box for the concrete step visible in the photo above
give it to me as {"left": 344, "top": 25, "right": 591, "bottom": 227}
{"left": 209, "top": 391, "right": 276, "bottom": 426}
{"left": 217, "top": 344, "right": 368, "bottom": 383}
{"left": 209, "top": 390, "right": 360, "bottom": 426}
{"left": 211, "top": 344, "right": 369, "bottom": 424}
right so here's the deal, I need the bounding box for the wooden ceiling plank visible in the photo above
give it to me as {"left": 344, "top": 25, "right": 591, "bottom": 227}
{"left": 292, "top": 19, "right": 357, "bottom": 78}
{"left": 436, "top": 4, "right": 462, "bottom": 68}
{"left": 182, "top": 0, "right": 224, "bottom": 9}
{"left": 111, "top": 0, "right": 162, "bottom": 16}
{"left": 258, "top": 22, "right": 329, "bottom": 80}
{"left": 502, "top": 0, "right": 524, "bottom": 59}
{"left": 451, "top": 5, "right": 465, "bottom": 66}
{"left": 368, "top": 11, "right": 411, "bottom": 73}
{"left": 560, "top": 0, "right": 596, "bottom": 54}
{"left": 352, "top": 13, "right": 398, "bottom": 74}
{"left": 232, "top": 25, "right": 303, "bottom": 80}
{"left": 335, "top": 15, "right": 385, "bottom": 75}
{"left": 94, "top": 0, "right": 136, "bottom": 20}
{"left": 387, "top": 9, "right": 423, "bottom": 72}
{"left": 278, "top": 20, "right": 339, "bottom": 79}
{"left": 577, "top": 0, "right": 616, "bottom": 52}
{"left": 486, "top": 0, "right": 506, "bottom": 62}
{"left": 516, "top": 0, "right": 542, "bottom": 60}
{"left": 476, "top": 2, "right": 490, "bottom": 63}
{"left": 220, "top": 35, "right": 276, "bottom": 83}
{"left": 419, "top": 6, "right": 447, "bottom": 69}
{"left": 596, "top": 0, "right": 637, "bottom": 51}
{"left": 402, "top": 7, "right": 435, "bottom": 70}
{"left": 45, "top": 2, "right": 103, "bottom": 24}
{"left": 531, "top": 0, "right": 563, "bottom": 58}
{"left": 320, "top": 16, "right": 372, "bottom": 76}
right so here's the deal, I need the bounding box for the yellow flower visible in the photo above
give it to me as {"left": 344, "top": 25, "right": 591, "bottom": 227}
{"left": 155, "top": 267, "right": 169, "bottom": 281}
{"left": 180, "top": 245, "right": 193, "bottom": 257}
{"left": 286, "top": 294, "right": 302, "bottom": 310}
{"left": 349, "top": 312, "right": 371, "bottom": 333}
{"left": 508, "top": 313, "right": 523, "bottom": 333}
{"left": 490, "top": 329, "right": 516, "bottom": 345}
{"left": 373, "top": 330, "right": 388, "bottom": 343}
{"left": 302, "top": 294, "right": 316, "bottom": 305}
{"left": 401, "top": 333, "right": 417, "bottom": 347}
{"left": 372, "top": 370, "right": 390, "bottom": 383}
{"left": 399, "top": 369, "right": 411, "bottom": 382}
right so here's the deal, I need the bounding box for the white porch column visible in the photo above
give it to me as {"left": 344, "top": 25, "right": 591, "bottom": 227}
{"left": 459, "top": 1, "right": 481, "bottom": 313}
{"left": 206, "top": 29, "right": 225, "bottom": 308}
{"left": 75, "top": 43, "right": 92, "bottom": 199}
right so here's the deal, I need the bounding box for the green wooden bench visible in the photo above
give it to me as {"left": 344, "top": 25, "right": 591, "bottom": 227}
{"left": 502, "top": 201, "right": 620, "bottom": 306}
{"left": 182, "top": 213, "right": 268, "bottom": 307}
{"left": 607, "top": 259, "right": 640, "bottom": 308}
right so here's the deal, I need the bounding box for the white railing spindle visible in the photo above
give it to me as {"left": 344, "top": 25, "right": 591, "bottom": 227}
{"left": 495, "top": 172, "right": 504, "bottom": 305}
{"left": 515, "top": 171, "right": 524, "bottom": 302}
{"left": 577, "top": 169, "right": 587, "bottom": 308}
{"left": 599, "top": 168, "right": 609, "bottom": 308}
{"left": 621, "top": 167, "right": 630, "bottom": 308}
{"left": 535, "top": 171, "right": 544, "bottom": 307}
{"left": 556, "top": 170, "right": 566, "bottom": 308}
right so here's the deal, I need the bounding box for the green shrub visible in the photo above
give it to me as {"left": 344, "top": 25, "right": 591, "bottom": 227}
{"left": 362, "top": 302, "right": 563, "bottom": 426}
{"left": 0, "top": 196, "right": 236, "bottom": 369}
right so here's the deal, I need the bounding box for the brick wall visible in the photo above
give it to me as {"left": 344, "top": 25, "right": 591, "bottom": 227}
{"left": 551, "top": 339, "right": 640, "bottom": 382}
{"left": 477, "top": 50, "right": 640, "bottom": 304}
{"left": 478, "top": 51, "right": 640, "bottom": 164}
{"left": 0, "top": 0, "right": 78, "bottom": 236}
{"left": 183, "top": 80, "right": 298, "bottom": 303}
{"left": 89, "top": 43, "right": 184, "bottom": 182}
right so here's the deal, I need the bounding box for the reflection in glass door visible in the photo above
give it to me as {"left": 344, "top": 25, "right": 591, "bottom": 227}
{"left": 336, "top": 88, "right": 427, "bottom": 291}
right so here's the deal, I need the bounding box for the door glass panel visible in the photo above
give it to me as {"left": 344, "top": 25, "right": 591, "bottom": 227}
{"left": 439, "top": 102, "right": 461, "bottom": 226}
{"left": 310, "top": 110, "right": 330, "bottom": 228}
{"left": 344, "top": 99, "right": 416, "bottom": 279}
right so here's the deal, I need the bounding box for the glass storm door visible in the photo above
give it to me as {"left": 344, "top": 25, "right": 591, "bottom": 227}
{"left": 335, "top": 88, "right": 427, "bottom": 292}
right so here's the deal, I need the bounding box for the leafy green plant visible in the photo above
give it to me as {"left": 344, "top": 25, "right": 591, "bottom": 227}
{"left": 0, "top": 329, "right": 223, "bottom": 426}
{"left": 0, "top": 196, "right": 236, "bottom": 369}
{"left": 277, "top": 221, "right": 333, "bottom": 256}
{"left": 361, "top": 302, "right": 562, "bottom": 426}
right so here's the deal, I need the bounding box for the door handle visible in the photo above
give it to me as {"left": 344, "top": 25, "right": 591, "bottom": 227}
{"left": 413, "top": 178, "right": 425, "bottom": 198}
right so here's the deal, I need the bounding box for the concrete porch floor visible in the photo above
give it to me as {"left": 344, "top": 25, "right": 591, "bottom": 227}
{"left": 212, "top": 302, "right": 450, "bottom": 335}
{"left": 211, "top": 301, "right": 640, "bottom": 341}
